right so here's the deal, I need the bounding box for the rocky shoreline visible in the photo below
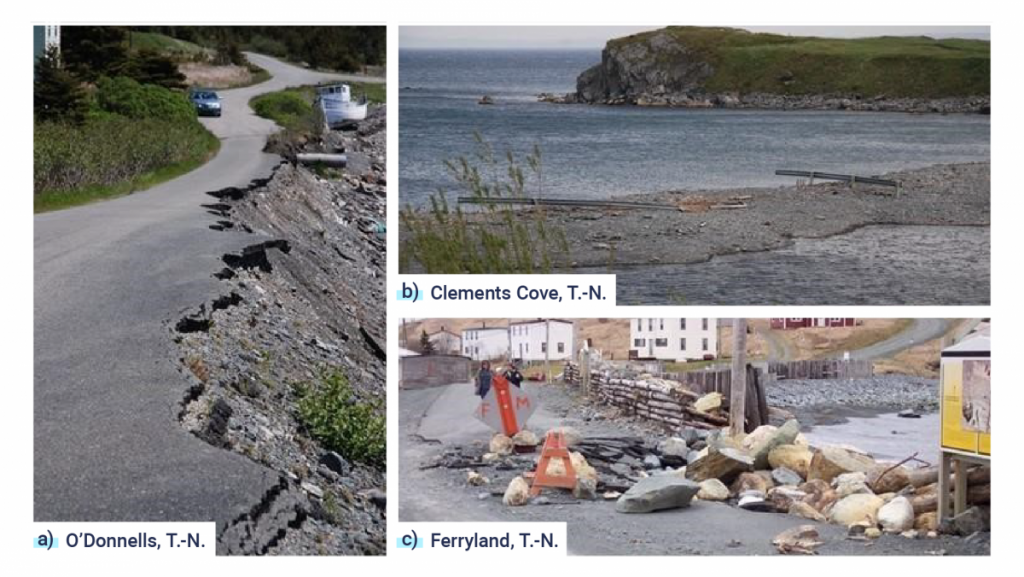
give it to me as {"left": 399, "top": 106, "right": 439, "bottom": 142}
{"left": 545, "top": 162, "right": 989, "bottom": 269}
{"left": 175, "top": 106, "right": 387, "bottom": 555}
{"left": 538, "top": 91, "right": 990, "bottom": 114}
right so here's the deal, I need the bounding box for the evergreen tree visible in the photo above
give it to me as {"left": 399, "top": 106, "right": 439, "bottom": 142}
{"left": 126, "top": 49, "right": 187, "bottom": 90}
{"left": 62, "top": 26, "right": 130, "bottom": 82}
{"left": 419, "top": 330, "right": 436, "bottom": 355}
{"left": 34, "top": 46, "right": 87, "bottom": 124}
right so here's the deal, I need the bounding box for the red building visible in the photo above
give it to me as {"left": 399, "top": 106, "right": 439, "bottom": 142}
{"left": 770, "top": 318, "right": 856, "bottom": 330}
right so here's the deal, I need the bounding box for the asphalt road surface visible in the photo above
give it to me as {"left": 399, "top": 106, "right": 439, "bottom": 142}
{"left": 34, "top": 54, "right": 382, "bottom": 523}
{"left": 848, "top": 318, "right": 952, "bottom": 360}
{"left": 400, "top": 382, "right": 986, "bottom": 555}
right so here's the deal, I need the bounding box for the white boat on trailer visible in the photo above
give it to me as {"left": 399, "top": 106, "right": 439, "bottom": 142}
{"left": 316, "top": 83, "right": 368, "bottom": 127}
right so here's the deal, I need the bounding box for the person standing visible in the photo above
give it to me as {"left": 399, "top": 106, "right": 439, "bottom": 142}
{"left": 504, "top": 360, "right": 523, "bottom": 388}
{"left": 475, "top": 360, "right": 493, "bottom": 398}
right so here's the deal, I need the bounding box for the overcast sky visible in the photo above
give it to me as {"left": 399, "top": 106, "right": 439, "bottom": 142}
{"left": 400, "top": 25, "right": 990, "bottom": 49}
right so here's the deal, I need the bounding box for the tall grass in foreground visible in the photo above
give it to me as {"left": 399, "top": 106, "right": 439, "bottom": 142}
{"left": 400, "top": 137, "right": 569, "bottom": 274}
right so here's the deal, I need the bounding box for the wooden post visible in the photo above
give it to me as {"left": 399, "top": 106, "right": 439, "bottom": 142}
{"left": 729, "top": 318, "right": 748, "bottom": 437}
{"left": 545, "top": 319, "right": 552, "bottom": 384}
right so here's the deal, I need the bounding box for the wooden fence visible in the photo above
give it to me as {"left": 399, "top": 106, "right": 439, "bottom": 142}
{"left": 766, "top": 359, "right": 873, "bottom": 380}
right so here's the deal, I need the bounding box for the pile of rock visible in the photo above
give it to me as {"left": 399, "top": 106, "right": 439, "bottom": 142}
{"left": 676, "top": 420, "right": 992, "bottom": 539}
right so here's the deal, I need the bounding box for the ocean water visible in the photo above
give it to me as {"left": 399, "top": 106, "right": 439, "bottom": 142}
{"left": 399, "top": 49, "right": 991, "bottom": 207}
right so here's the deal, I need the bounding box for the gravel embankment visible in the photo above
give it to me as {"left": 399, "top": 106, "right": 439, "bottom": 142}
{"left": 767, "top": 375, "right": 939, "bottom": 411}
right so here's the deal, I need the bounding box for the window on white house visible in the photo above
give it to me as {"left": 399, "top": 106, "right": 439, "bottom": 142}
{"left": 634, "top": 338, "right": 645, "bottom": 347}
{"left": 637, "top": 319, "right": 642, "bottom": 332}
{"left": 680, "top": 338, "right": 687, "bottom": 351}
{"left": 648, "top": 319, "right": 653, "bottom": 331}
{"left": 680, "top": 318, "right": 687, "bottom": 330}
{"left": 541, "top": 342, "right": 547, "bottom": 353}
{"left": 702, "top": 338, "right": 709, "bottom": 351}
{"left": 557, "top": 342, "right": 564, "bottom": 353}
{"left": 702, "top": 318, "right": 709, "bottom": 330}
{"left": 655, "top": 338, "right": 668, "bottom": 347}
{"left": 659, "top": 319, "right": 664, "bottom": 330}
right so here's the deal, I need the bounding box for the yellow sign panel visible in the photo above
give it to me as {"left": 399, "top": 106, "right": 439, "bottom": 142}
{"left": 941, "top": 357, "right": 991, "bottom": 455}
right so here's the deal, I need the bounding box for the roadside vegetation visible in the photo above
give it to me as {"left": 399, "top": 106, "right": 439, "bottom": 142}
{"left": 128, "top": 26, "right": 386, "bottom": 74}
{"left": 296, "top": 369, "right": 385, "bottom": 467}
{"left": 34, "top": 29, "right": 220, "bottom": 212}
{"left": 250, "top": 82, "right": 386, "bottom": 132}
{"left": 613, "top": 27, "right": 990, "bottom": 98}
{"left": 399, "top": 136, "right": 570, "bottom": 274}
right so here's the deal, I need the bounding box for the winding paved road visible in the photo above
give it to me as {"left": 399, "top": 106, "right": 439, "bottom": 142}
{"left": 34, "top": 54, "right": 381, "bottom": 523}
{"left": 848, "top": 318, "right": 952, "bottom": 360}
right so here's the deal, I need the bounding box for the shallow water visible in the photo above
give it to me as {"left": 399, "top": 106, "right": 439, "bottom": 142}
{"left": 400, "top": 50, "right": 991, "bottom": 208}
{"left": 803, "top": 411, "right": 940, "bottom": 465}
{"left": 595, "top": 225, "right": 989, "bottom": 305}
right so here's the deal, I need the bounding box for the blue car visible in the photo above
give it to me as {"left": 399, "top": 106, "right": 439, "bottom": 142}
{"left": 189, "top": 89, "right": 222, "bottom": 117}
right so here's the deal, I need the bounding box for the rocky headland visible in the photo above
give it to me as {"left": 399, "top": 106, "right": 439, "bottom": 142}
{"left": 539, "top": 27, "right": 990, "bottom": 114}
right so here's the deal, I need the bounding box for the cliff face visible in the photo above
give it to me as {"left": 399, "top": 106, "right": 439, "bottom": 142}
{"left": 567, "top": 27, "right": 990, "bottom": 113}
{"left": 576, "top": 29, "right": 714, "bottom": 104}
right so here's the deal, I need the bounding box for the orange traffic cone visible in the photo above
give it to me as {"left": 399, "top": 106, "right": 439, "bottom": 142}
{"left": 527, "top": 431, "right": 577, "bottom": 496}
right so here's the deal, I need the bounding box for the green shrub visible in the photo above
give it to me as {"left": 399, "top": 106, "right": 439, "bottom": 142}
{"left": 250, "top": 90, "right": 313, "bottom": 131}
{"left": 296, "top": 370, "right": 385, "bottom": 468}
{"left": 95, "top": 76, "right": 195, "bottom": 122}
{"left": 400, "top": 136, "right": 569, "bottom": 274}
{"left": 34, "top": 116, "right": 216, "bottom": 196}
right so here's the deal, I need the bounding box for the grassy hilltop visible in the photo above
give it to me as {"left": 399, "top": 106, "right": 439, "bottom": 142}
{"left": 605, "top": 27, "right": 989, "bottom": 98}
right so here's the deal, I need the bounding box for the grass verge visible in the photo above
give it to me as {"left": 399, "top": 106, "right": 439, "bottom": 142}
{"left": 34, "top": 127, "right": 219, "bottom": 213}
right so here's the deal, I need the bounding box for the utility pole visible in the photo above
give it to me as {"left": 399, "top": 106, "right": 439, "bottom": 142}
{"left": 729, "top": 318, "right": 748, "bottom": 437}
{"left": 545, "top": 319, "right": 552, "bottom": 383}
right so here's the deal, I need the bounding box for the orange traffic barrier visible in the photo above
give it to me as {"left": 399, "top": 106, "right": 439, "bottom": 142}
{"left": 528, "top": 431, "right": 577, "bottom": 496}
{"left": 490, "top": 374, "right": 520, "bottom": 437}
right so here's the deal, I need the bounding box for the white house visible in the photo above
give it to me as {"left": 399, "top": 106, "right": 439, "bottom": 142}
{"left": 509, "top": 319, "right": 574, "bottom": 362}
{"left": 33, "top": 25, "right": 61, "bottom": 63}
{"left": 427, "top": 327, "right": 462, "bottom": 355}
{"left": 629, "top": 318, "right": 717, "bottom": 362}
{"left": 461, "top": 326, "right": 508, "bottom": 361}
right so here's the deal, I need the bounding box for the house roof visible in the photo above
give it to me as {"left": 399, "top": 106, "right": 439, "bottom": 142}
{"left": 508, "top": 318, "right": 573, "bottom": 326}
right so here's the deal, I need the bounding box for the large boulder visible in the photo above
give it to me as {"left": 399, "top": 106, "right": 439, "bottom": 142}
{"left": 866, "top": 463, "right": 912, "bottom": 494}
{"left": 697, "top": 478, "right": 729, "bottom": 501}
{"left": 914, "top": 511, "right": 939, "bottom": 532}
{"left": 657, "top": 437, "right": 689, "bottom": 458}
{"left": 789, "top": 501, "right": 827, "bottom": 522}
{"left": 878, "top": 496, "right": 915, "bottom": 533}
{"left": 800, "top": 479, "right": 838, "bottom": 514}
{"left": 693, "top": 392, "right": 722, "bottom": 413}
{"left": 490, "top": 434, "right": 514, "bottom": 455}
{"left": 769, "top": 486, "right": 808, "bottom": 512}
{"left": 545, "top": 451, "right": 598, "bottom": 482}
{"left": 546, "top": 426, "right": 582, "bottom": 447}
{"left": 685, "top": 447, "right": 753, "bottom": 484}
{"left": 829, "top": 494, "right": 885, "bottom": 527}
{"left": 769, "top": 444, "right": 813, "bottom": 478}
{"left": 809, "top": 446, "right": 876, "bottom": 482}
{"left": 503, "top": 477, "right": 530, "bottom": 506}
{"left": 512, "top": 429, "right": 540, "bottom": 447}
{"left": 573, "top": 477, "right": 598, "bottom": 500}
{"left": 772, "top": 466, "right": 803, "bottom": 487}
{"left": 732, "top": 471, "right": 769, "bottom": 495}
{"left": 740, "top": 425, "right": 777, "bottom": 451}
{"left": 834, "top": 472, "right": 873, "bottom": 498}
{"left": 616, "top": 476, "right": 700, "bottom": 513}
{"left": 749, "top": 419, "right": 801, "bottom": 470}
{"left": 939, "top": 506, "right": 989, "bottom": 536}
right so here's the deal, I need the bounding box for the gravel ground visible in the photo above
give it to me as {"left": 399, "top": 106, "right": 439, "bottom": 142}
{"left": 767, "top": 376, "right": 940, "bottom": 411}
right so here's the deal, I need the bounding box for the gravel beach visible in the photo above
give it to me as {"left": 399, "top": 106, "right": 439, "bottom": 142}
{"left": 554, "top": 162, "right": 989, "bottom": 268}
